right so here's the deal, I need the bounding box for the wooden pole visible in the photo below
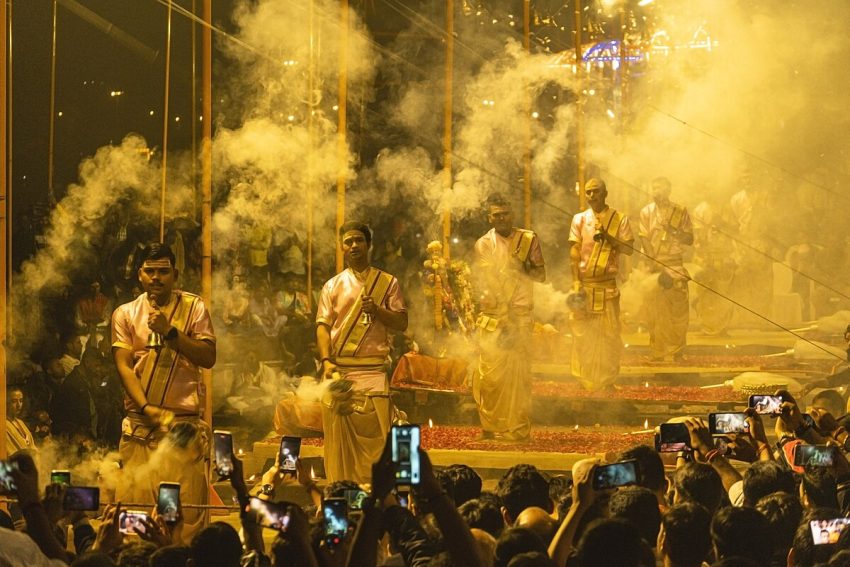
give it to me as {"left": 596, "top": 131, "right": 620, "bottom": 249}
{"left": 522, "top": 0, "right": 532, "bottom": 228}
{"left": 0, "top": 0, "right": 8, "bottom": 464}
{"left": 191, "top": 0, "right": 197, "bottom": 220}
{"left": 335, "top": 0, "right": 348, "bottom": 273}
{"left": 201, "top": 0, "right": 212, "bottom": 425}
{"left": 306, "top": 0, "right": 315, "bottom": 309}
{"left": 574, "top": 0, "right": 586, "bottom": 210}
{"left": 47, "top": 0, "right": 57, "bottom": 205}
{"left": 441, "top": 0, "right": 453, "bottom": 259}
{"left": 160, "top": 0, "right": 174, "bottom": 242}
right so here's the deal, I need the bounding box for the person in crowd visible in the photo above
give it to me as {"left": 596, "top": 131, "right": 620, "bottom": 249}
{"left": 111, "top": 242, "right": 216, "bottom": 540}
{"left": 657, "top": 502, "right": 712, "bottom": 567}
{"left": 710, "top": 506, "right": 773, "bottom": 565}
{"left": 618, "top": 444, "right": 668, "bottom": 509}
{"left": 497, "top": 464, "right": 554, "bottom": 526}
{"left": 608, "top": 486, "right": 662, "bottom": 548}
{"left": 568, "top": 178, "right": 634, "bottom": 390}
{"left": 6, "top": 385, "right": 37, "bottom": 454}
{"left": 671, "top": 461, "right": 723, "bottom": 513}
{"left": 316, "top": 221, "right": 408, "bottom": 483}
{"left": 638, "top": 177, "right": 694, "bottom": 362}
{"left": 436, "top": 463, "right": 483, "bottom": 507}
{"left": 756, "top": 492, "right": 804, "bottom": 567}
{"left": 473, "top": 194, "right": 546, "bottom": 442}
{"left": 50, "top": 348, "right": 99, "bottom": 441}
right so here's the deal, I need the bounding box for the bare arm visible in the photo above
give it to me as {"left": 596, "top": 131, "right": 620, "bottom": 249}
{"left": 549, "top": 460, "right": 597, "bottom": 567}
{"left": 362, "top": 297, "right": 407, "bottom": 332}
{"left": 569, "top": 242, "right": 582, "bottom": 291}
{"left": 114, "top": 347, "right": 146, "bottom": 409}
{"left": 526, "top": 263, "right": 546, "bottom": 283}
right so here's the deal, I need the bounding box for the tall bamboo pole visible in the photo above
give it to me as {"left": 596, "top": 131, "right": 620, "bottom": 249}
{"left": 201, "top": 0, "right": 213, "bottom": 425}
{"left": 0, "top": 0, "right": 8, "bottom": 463}
{"left": 522, "top": 0, "right": 532, "bottom": 227}
{"left": 441, "top": 0, "right": 453, "bottom": 259}
{"left": 191, "top": 0, "right": 197, "bottom": 220}
{"left": 306, "top": 0, "right": 315, "bottom": 310}
{"left": 5, "top": 0, "right": 11, "bottom": 340}
{"left": 47, "top": 0, "right": 57, "bottom": 205}
{"left": 574, "top": 0, "right": 586, "bottom": 210}
{"left": 159, "top": 0, "right": 174, "bottom": 241}
{"left": 335, "top": 0, "right": 348, "bottom": 272}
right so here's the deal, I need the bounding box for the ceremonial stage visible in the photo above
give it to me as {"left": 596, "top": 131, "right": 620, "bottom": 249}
{"left": 245, "top": 328, "right": 841, "bottom": 479}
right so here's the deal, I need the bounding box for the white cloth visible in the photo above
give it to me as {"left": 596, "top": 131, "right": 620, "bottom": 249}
{"left": 0, "top": 528, "right": 68, "bottom": 567}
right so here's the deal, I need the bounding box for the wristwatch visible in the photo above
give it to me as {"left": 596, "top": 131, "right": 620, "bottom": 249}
{"left": 258, "top": 484, "right": 274, "bottom": 496}
{"left": 165, "top": 327, "right": 179, "bottom": 341}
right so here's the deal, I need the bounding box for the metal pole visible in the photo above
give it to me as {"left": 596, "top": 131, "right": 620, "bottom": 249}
{"left": 441, "top": 0, "right": 453, "bottom": 259}
{"left": 47, "top": 0, "right": 57, "bottom": 205}
{"left": 522, "top": 0, "right": 532, "bottom": 227}
{"left": 335, "top": 0, "right": 348, "bottom": 272}
{"left": 201, "top": 0, "right": 212, "bottom": 426}
{"left": 0, "top": 0, "right": 9, "bottom": 465}
{"left": 574, "top": 0, "right": 586, "bottom": 210}
{"left": 306, "top": 0, "right": 315, "bottom": 310}
{"left": 159, "top": 0, "right": 174, "bottom": 242}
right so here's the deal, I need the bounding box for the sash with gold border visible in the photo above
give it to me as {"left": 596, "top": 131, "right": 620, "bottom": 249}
{"left": 510, "top": 229, "right": 535, "bottom": 263}
{"left": 651, "top": 204, "right": 685, "bottom": 258}
{"left": 586, "top": 210, "right": 622, "bottom": 279}
{"left": 335, "top": 268, "right": 394, "bottom": 359}
{"left": 139, "top": 292, "right": 202, "bottom": 408}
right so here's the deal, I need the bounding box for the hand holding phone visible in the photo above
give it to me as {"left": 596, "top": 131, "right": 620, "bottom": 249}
{"left": 64, "top": 486, "right": 101, "bottom": 511}
{"left": 592, "top": 460, "right": 639, "bottom": 490}
{"left": 157, "top": 482, "right": 181, "bottom": 525}
{"left": 709, "top": 412, "right": 749, "bottom": 435}
{"left": 794, "top": 444, "right": 837, "bottom": 467}
{"left": 749, "top": 395, "right": 783, "bottom": 416}
{"left": 658, "top": 423, "right": 691, "bottom": 453}
{"left": 0, "top": 460, "right": 19, "bottom": 495}
{"left": 323, "top": 497, "right": 349, "bottom": 549}
{"left": 214, "top": 430, "right": 234, "bottom": 478}
{"left": 391, "top": 425, "right": 421, "bottom": 485}
{"left": 811, "top": 518, "right": 850, "bottom": 544}
{"left": 279, "top": 436, "right": 302, "bottom": 474}
{"left": 246, "top": 497, "right": 291, "bottom": 531}
{"left": 119, "top": 510, "right": 150, "bottom": 535}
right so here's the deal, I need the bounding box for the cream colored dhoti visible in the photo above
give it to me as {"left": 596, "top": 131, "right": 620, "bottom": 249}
{"left": 570, "top": 283, "right": 622, "bottom": 390}
{"left": 474, "top": 313, "right": 533, "bottom": 440}
{"left": 646, "top": 268, "right": 690, "bottom": 359}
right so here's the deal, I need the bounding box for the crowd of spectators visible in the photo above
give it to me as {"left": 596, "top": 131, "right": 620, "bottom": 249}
{"left": 3, "top": 387, "right": 850, "bottom": 566}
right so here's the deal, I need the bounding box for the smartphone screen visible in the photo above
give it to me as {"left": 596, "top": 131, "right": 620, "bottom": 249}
{"left": 592, "top": 460, "right": 639, "bottom": 490}
{"left": 247, "top": 497, "right": 291, "bottom": 531}
{"left": 51, "top": 470, "right": 71, "bottom": 486}
{"left": 794, "top": 444, "right": 836, "bottom": 467}
{"left": 279, "top": 436, "right": 302, "bottom": 473}
{"left": 344, "top": 489, "right": 368, "bottom": 511}
{"left": 214, "top": 430, "right": 234, "bottom": 478}
{"left": 658, "top": 423, "right": 691, "bottom": 453}
{"left": 749, "top": 395, "right": 783, "bottom": 415}
{"left": 323, "top": 497, "right": 349, "bottom": 548}
{"left": 0, "top": 460, "right": 19, "bottom": 495}
{"left": 64, "top": 486, "right": 100, "bottom": 511}
{"left": 391, "top": 425, "right": 421, "bottom": 485}
{"left": 709, "top": 412, "right": 749, "bottom": 435}
{"left": 397, "top": 490, "right": 410, "bottom": 509}
{"left": 118, "top": 510, "right": 150, "bottom": 535}
{"left": 157, "top": 482, "right": 181, "bottom": 524}
{"left": 811, "top": 519, "right": 850, "bottom": 544}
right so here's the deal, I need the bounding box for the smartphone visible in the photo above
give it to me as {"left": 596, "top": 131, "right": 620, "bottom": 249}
{"left": 246, "top": 497, "right": 291, "bottom": 532}
{"left": 811, "top": 518, "right": 850, "bottom": 544}
{"left": 157, "top": 482, "right": 181, "bottom": 525}
{"left": 592, "top": 460, "right": 639, "bottom": 490}
{"left": 51, "top": 470, "right": 71, "bottom": 486}
{"left": 323, "top": 497, "right": 349, "bottom": 548}
{"left": 214, "top": 430, "right": 234, "bottom": 478}
{"left": 749, "top": 394, "right": 783, "bottom": 416}
{"left": 391, "top": 425, "right": 421, "bottom": 485}
{"left": 709, "top": 412, "right": 749, "bottom": 435}
{"left": 64, "top": 486, "right": 100, "bottom": 511}
{"left": 118, "top": 510, "right": 150, "bottom": 535}
{"left": 0, "top": 460, "right": 19, "bottom": 495}
{"left": 344, "top": 489, "right": 368, "bottom": 511}
{"left": 397, "top": 489, "right": 410, "bottom": 509}
{"left": 658, "top": 423, "right": 691, "bottom": 453}
{"left": 794, "top": 444, "right": 836, "bottom": 467}
{"left": 279, "top": 436, "right": 302, "bottom": 474}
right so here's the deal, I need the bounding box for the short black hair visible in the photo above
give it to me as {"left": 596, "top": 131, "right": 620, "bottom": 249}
{"left": 505, "top": 551, "right": 555, "bottom": 567}
{"left": 190, "top": 522, "right": 243, "bottom": 567}
{"left": 801, "top": 467, "right": 839, "bottom": 510}
{"left": 755, "top": 491, "right": 803, "bottom": 562}
{"left": 710, "top": 506, "right": 773, "bottom": 562}
{"left": 608, "top": 486, "right": 662, "bottom": 547}
{"left": 812, "top": 389, "right": 845, "bottom": 418}
{"left": 575, "top": 518, "right": 654, "bottom": 567}
{"left": 339, "top": 221, "right": 372, "bottom": 246}
{"left": 149, "top": 545, "right": 191, "bottom": 567}
{"left": 494, "top": 527, "right": 547, "bottom": 567}
{"left": 323, "top": 480, "right": 360, "bottom": 500}
{"left": 661, "top": 502, "right": 712, "bottom": 567}
{"left": 496, "top": 464, "right": 553, "bottom": 520}
{"left": 673, "top": 461, "right": 723, "bottom": 512}
{"left": 459, "top": 497, "right": 506, "bottom": 539}
{"left": 486, "top": 193, "right": 512, "bottom": 211}
{"left": 437, "top": 464, "right": 482, "bottom": 507}
{"left": 742, "top": 460, "right": 795, "bottom": 507}
{"left": 139, "top": 242, "right": 177, "bottom": 268}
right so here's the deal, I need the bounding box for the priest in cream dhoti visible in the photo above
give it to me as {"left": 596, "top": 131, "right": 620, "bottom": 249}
{"left": 639, "top": 177, "right": 694, "bottom": 361}
{"left": 317, "top": 221, "right": 407, "bottom": 483}
{"left": 473, "top": 195, "right": 546, "bottom": 442}
{"left": 112, "top": 242, "right": 216, "bottom": 541}
{"left": 569, "top": 178, "right": 634, "bottom": 390}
